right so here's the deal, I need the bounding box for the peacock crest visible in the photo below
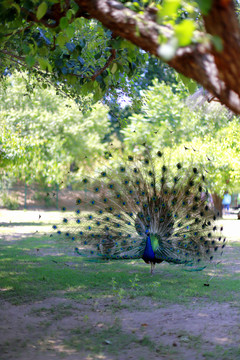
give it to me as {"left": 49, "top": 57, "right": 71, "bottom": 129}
{"left": 52, "top": 148, "right": 226, "bottom": 273}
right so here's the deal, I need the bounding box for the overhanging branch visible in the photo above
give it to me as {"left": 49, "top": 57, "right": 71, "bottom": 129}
{"left": 9, "top": 0, "right": 240, "bottom": 114}
{"left": 91, "top": 49, "right": 116, "bottom": 81}
{"left": 72, "top": 0, "right": 240, "bottom": 114}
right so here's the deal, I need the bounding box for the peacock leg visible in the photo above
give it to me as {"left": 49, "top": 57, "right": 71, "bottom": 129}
{"left": 150, "top": 263, "right": 155, "bottom": 275}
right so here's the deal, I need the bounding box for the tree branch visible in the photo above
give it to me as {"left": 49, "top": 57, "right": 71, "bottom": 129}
{"left": 72, "top": 0, "right": 240, "bottom": 114}
{"left": 4, "top": 24, "right": 34, "bottom": 38}
{"left": 8, "top": 0, "right": 240, "bottom": 113}
{"left": 91, "top": 48, "right": 116, "bottom": 80}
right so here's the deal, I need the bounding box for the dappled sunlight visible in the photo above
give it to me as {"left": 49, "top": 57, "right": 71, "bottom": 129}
{"left": 40, "top": 335, "right": 111, "bottom": 360}
{"left": 219, "top": 219, "right": 240, "bottom": 242}
{"left": 0, "top": 209, "right": 63, "bottom": 223}
{"left": 39, "top": 337, "right": 77, "bottom": 355}
{"left": 66, "top": 285, "right": 87, "bottom": 292}
{"left": 0, "top": 209, "right": 64, "bottom": 239}
{"left": 197, "top": 312, "right": 209, "bottom": 318}
{"left": 84, "top": 355, "right": 110, "bottom": 360}
{"left": 0, "top": 286, "right": 13, "bottom": 292}
{"left": 0, "top": 271, "right": 20, "bottom": 277}
{"left": 0, "top": 257, "right": 17, "bottom": 262}
{"left": 214, "top": 336, "right": 234, "bottom": 345}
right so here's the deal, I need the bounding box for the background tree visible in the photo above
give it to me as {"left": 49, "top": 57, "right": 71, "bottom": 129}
{"left": 121, "top": 80, "right": 240, "bottom": 199}
{"left": 1, "top": 72, "right": 239, "bottom": 215}
{"left": 0, "top": 72, "right": 110, "bottom": 186}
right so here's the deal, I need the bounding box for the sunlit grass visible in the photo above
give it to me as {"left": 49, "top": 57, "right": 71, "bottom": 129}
{"left": 0, "top": 232, "right": 240, "bottom": 306}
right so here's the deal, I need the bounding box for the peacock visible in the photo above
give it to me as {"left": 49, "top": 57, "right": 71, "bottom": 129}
{"left": 52, "top": 148, "right": 226, "bottom": 274}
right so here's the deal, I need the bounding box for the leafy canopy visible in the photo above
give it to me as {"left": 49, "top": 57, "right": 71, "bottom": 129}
{"left": 122, "top": 80, "right": 240, "bottom": 195}
{"left": 0, "top": 72, "right": 110, "bottom": 186}
{"left": 0, "top": 0, "right": 216, "bottom": 107}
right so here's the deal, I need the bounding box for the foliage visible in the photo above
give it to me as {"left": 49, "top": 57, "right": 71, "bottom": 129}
{"left": 186, "top": 120, "right": 240, "bottom": 195}
{"left": 0, "top": 192, "right": 19, "bottom": 210}
{"left": 122, "top": 79, "right": 228, "bottom": 147}
{"left": 0, "top": 72, "right": 110, "bottom": 186}
{"left": 1, "top": 72, "right": 239, "bottom": 196}
{"left": 0, "top": 0, "right": 232, "bottom": 110}
{"left": 121, "top": 80, "right": 240, "bottom": 195}
{"left": 107, "top": 56, "right": 178, "bottom": 137}
{"left": 0, "top": 4, "right": 149, "bottom": 109}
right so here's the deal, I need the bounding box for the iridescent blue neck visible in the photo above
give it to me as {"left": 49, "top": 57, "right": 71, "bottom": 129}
{"left": 142, "top": 235, "right": 155, "bottom": 262}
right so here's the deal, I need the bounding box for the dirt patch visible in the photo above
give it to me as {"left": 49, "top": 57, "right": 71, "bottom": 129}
{"left": 121, "top": 302, "right": 240, "bottom": 358}
{"left": 0, "top": 295, "right": 240, "bottom": 360}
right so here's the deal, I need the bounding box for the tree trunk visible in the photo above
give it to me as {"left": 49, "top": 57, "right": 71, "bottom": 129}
{"left": 212, "top": 193, "right": 222, "bottom": 218}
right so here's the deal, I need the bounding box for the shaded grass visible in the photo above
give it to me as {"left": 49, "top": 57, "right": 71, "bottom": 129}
{"left": 169, "top": 331, "right": 240, "bottom": 360}
{"left": 30, "top": 303, "right": 75, "bottom": 320}
{"left": 203, "top": 345, "right": 240, "bottom": 360}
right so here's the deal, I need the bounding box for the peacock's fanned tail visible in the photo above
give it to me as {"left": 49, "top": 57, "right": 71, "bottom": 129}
{"left": 53, "top": 150, "right": 226, "bottom": 268}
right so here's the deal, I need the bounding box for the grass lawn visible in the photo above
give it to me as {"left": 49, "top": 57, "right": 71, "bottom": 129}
{"left": 0, "top": 209, "right": 240, "bottom": 360}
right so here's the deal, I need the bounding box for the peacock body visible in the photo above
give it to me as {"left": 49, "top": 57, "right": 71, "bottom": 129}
{"left": 53, "top": 149, "right": 226, "bottom": 273}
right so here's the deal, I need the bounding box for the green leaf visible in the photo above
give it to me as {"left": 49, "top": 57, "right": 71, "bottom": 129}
{"left": 66, "top": 26, "right": 75, "bottom": 39}
{"left": 177, "top": 73, "right": 197, "bottom": 94}
{"left": 26, "top": 55, "right": 35, "bottom": 67}
{"left": 56, "top": 34, "right": 68, "bottom": 47}
{"left": 22, "top": 44, "right": 30, "bottom": 55}
{"left": 11, "top": 3, "right": 21, "bottom": 15}
{"left": 38, "top": 58, "right": 52, "bottom": 72}
{"left": 120, "top": 39, "right": 136, "bottom": 51}
{"left": 133, "top": 2, "right": 140, "bottom": 9}
{"left": 196, "top": 0, "right": 213, "bottom": 15}
{"left": 161, "top": 0, "right": 181, "bottom": 17}
{"left": 61, "top": 67, "right": 68, "bottom": 75}
{"left": 112, "top": 38, "right": 122, "bottom": 49}
{"left": 94, "top": 52, "right": 102, "bottom": 60}
{"left": 175, "top": 20, "right": 195, "bottom": 47}
{"left": 178, "top": 73, "right": 190, "bottom": 86}
{"left": 212, "top": 36, "right": 223, "bottom": 52}
{"left": 66, "top": 9, "right": 74, "bottom": 21}
{"left": 36, "top": 2, "right": 48, "bottom": 20}
{"left": 111, "top": 63, "right": 118, "bottom": 74}
{"left": 187, "top": 81, "right": 197, "bottom": 94}
{"left": 60, "top": 17, "right": 69, "bottom": 30}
